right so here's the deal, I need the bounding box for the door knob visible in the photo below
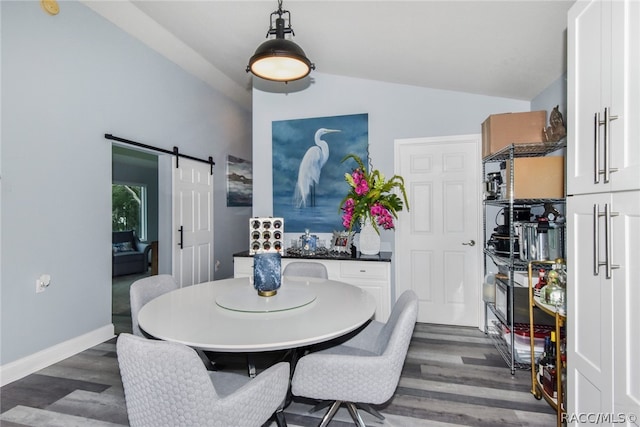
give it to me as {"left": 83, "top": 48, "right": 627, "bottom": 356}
{"left": 462, "top": 240, "right": 476, "bottom": 246}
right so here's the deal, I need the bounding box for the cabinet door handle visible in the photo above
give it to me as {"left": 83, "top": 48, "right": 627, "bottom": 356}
{"left": 594, "top": 203, "right": 621, "bottom": 278}
{"left": 178, "top": 225, "right": 184, "bottom": 249}
{"left": 604, "top": 203, "right": 620, "bottom": 279}
{"left": 595, "top": 112, "right": 601, "bottom": 184}
{"left": 603, "top": 107, "right": 619, "bottom": 183}
{"left": 594, "top": 204, "right": 600, "bottom": 275}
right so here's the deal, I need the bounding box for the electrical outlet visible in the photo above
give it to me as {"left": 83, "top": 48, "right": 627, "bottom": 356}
{"left": 36, "top": 274, "right": 51, "bottom": 293}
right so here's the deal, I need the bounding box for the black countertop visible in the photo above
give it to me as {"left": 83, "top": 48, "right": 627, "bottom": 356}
{"left": 233, "top": 250, "right": 392, "bottom": 262}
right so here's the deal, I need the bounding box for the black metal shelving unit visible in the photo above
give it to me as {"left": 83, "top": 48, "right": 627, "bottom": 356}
{"left": 482, "top": 140, "right": 566, "bottom": 374}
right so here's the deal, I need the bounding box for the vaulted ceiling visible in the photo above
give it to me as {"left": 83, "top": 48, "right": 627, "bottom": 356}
{"left": 83, "top": 0, "right": 575, "bottom": 110}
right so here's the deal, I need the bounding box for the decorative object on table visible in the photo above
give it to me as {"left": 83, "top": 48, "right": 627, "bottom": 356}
{"left": 331, "top": 230, "right": 354, "bottom": 254}
{"left": 249, "top": 217, "right": 283, "bottom": 255}
{"left": 543, "top": 105, "right": 566, "bottom": 142}
{"left": 358, "top": 217, "right": 381, "bottom": 255}
{"left": 285, "top": 246, "right": 331, "bottom": 258}
{"left": 299, "top": 229, "right": 319, "bottom": 255}
{"left": 272, "top": 113, "right": 369, "bottom": 232}
{"left": 253, "top": 253, "right": 282, "bottom": 297}
{"left": 339, "top": 154, "right": 410, "bottom": 255}
{"left": 226, "top": 155, "right": 252, "bottom": 207}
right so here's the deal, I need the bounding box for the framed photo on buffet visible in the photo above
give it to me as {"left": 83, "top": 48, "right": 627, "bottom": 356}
{"left": 332, "top": 230, "right": 353, "bottom": 253}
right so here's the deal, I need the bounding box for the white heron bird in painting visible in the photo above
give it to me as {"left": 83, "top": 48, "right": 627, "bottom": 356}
{"left": 294, "top": 128, "right": 341, "bottom": 208}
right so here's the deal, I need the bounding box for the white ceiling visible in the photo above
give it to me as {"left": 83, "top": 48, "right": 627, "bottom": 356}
{"left": 83, "top": 0, "right": 575, "bottom": 111}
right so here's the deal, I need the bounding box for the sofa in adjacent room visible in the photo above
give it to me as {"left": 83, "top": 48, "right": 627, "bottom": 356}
{"left": 112, "top": 230, "right": 151, "bottom": 277}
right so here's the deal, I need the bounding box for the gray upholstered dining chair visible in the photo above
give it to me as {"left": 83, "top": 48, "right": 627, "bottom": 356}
{"left": 117, "top": 333, "right": 290, "bottom": 427}
{"left": 129, "top": 274, "right": 216, "bottom": 370}
{"left": 291, "top": 290, "right": 418, "bottom": 427}
{"left": 282, "top": 261, "right": 328, "bottom": 279}
{"left": 129, "top": 274, "right": 177, "bottom": 338}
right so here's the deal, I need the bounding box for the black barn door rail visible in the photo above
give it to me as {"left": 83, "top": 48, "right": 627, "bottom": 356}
{"left": 105, "top": 133, "right": 215, "bottom": 175}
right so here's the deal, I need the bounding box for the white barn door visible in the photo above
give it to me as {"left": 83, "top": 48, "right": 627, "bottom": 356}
{"left": 395, "top": 135, "right": 482, "bottom": 327}
{"left": 172, "top": 157, "right": 214, "bottom": 287}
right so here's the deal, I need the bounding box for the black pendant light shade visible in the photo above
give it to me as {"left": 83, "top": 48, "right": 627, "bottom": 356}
{"left": 246, "top": 0, "right": 315, "bottom": 82}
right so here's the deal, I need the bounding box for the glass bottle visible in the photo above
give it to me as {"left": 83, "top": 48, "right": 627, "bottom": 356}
{"left": 547, "top": 331, "right": 558, "bottom": 398}
{"left": 538, "top": 335, "right": 551, "bottom": 378}
{"left": 561, "top": 354, "right": 567, "bottom": 409}
{"left": 544, "top": 331, "right": 558, "bottom": 398}
{"left": 543, "top": 267, "right": 565, "bottom": 310}
{"left": 555, "top": 258, "right": 567, "bottom": 288}
{"left": 548, "top": 331, "right": 557, "bottom": 368}
{"left": 534, "top": 268, "right": 547, "bottom": 297}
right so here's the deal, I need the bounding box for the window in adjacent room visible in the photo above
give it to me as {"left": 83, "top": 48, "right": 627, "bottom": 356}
{"left": 112, "top": 183, "right": 147, "bottom": 241}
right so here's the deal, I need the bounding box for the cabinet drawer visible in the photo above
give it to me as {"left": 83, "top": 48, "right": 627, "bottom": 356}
{"left": 233, "top": 257, "right": 253, "bottom": 278}
{"left": 339, "top": 262, "right": 389, "bottom": 280}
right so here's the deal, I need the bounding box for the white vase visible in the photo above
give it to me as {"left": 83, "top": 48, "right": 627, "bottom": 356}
{"left": 359, "top": 217, "right": 381, "bottom": 255}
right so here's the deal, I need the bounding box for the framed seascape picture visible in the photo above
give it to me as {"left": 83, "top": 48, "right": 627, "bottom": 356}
{"left": 272, "top": 113, "right": 368, "bottom": 232}
{"left": 226, "top": 155, "right": 252, "bottom": 207}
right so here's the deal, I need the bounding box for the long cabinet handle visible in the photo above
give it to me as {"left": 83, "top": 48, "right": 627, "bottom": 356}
{"left": 594, "top": 203, "right": 621, "bottom": 278}
{"left": 178, "top": 225, "right": 184, "bottom": 249}
{"left": 604, "top": 203, "right": 620, "bottom": 279}
{"left": 603, "top": 107, "right": 619, "bottom": 183}
{"left": 594, "top": 204, "right": 600, "bottom": 275}
{"left": 595, "top": 113, "right": 601, "bottom": 184}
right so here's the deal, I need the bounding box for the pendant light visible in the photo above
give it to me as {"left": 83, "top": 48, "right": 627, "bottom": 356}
{"left": 246, "top": 0, "right": 315, "bottom": 83}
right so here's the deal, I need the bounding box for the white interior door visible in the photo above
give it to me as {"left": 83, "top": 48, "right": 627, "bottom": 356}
{"left": 172, "top": 157, "right": 214, "bottom": 287}
{"left": 395, "top": 135, "right": 482, "bottom": 327}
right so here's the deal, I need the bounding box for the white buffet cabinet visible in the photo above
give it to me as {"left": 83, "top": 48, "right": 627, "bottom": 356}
{"left": 233, "top": 252, "right": 392, "bottom": 322}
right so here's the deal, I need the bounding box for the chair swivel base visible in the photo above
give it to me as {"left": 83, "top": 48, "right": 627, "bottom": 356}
{"left": 310, "top": 400, "right": 383, "bottom": 427}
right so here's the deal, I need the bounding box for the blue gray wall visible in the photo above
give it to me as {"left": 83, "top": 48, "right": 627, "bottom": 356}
{"left": 0, "top": 0, "right": 567, "bottom": 373}
{"left": 531, "top": 73, "right": 567, "bottom": 117}
{"left": 252, "top": 72, "right": 566, "bottom": 298}
{"left": 1, "top": 1, "right": 251, "bottom": 366}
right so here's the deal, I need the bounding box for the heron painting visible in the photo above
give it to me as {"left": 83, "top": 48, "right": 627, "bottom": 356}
{"left": 294, "top": 128, "right": 341, "bottom": 208}
{"left": 272, "top": 113, "right": 368, "bottom": 232}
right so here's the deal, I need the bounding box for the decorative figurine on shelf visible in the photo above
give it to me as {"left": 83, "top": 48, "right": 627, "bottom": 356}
{"left": 543, "top": 105, "right": 566, "bottom": 142}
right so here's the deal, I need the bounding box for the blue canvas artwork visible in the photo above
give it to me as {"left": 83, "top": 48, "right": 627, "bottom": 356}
{"left": 272, "top": 113, "right": 369, "bottom": 232}
{"left": 226, "top": 155, "right": 252, "bottom": 207}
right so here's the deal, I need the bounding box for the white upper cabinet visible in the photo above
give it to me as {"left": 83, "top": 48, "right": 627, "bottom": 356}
{"left": 567, "top": 0, "right": 640, "bottom": 195}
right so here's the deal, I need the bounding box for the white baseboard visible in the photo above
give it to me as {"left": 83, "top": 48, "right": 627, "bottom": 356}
{"left": 0, "top": 324, "right": 115, "bottom": 387}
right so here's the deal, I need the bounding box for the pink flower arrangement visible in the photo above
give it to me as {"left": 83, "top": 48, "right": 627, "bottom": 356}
{"left": 339, "top": 154, "right": 409, "bottom": 234}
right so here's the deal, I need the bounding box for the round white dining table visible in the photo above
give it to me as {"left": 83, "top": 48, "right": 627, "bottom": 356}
{"left": 137, "top": 276, "right": 376, "bottom": 352}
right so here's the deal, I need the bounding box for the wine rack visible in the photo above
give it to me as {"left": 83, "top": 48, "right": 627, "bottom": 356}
{"left": 249, "top": 217, "right": 284, "bottom": 255}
